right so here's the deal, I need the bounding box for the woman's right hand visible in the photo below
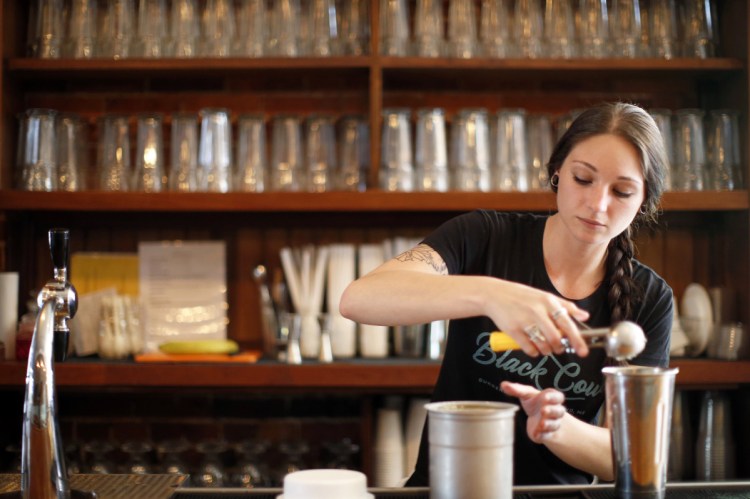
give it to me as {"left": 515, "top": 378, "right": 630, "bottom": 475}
{"left": 481, "top": 278, "right": 590, "bottom": 358}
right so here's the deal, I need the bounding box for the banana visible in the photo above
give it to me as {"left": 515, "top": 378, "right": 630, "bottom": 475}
{"left": 158, "top": 339, "right": 240, "bottom": 355}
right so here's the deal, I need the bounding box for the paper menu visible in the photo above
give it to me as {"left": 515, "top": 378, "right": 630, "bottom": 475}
{"left": 139, "top": 241, "right": 228, "bottom": 352}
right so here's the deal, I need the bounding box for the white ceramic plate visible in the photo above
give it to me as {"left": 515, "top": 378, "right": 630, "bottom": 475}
{"left": 680, "top": 283, "right": 714, "bottom": 356}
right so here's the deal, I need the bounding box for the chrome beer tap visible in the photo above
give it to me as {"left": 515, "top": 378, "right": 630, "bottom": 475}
{"left": 20, "top": 228, "right": 80, "bottom": 499}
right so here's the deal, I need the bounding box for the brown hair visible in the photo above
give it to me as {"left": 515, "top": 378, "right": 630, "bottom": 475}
{"left": 546, "top": 102, "right": 669, "bottom": 322}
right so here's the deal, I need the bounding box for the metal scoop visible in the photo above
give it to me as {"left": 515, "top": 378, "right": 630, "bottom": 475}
{"left": 489, "top": 320, "right": 646, "bottom": 361}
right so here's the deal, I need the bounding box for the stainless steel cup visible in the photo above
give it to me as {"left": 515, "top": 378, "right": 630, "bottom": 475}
{"left": 426, "top": 401, "right": 518, "bottom": 499}
{"left": 603, "top": 366, "right": 679, "bottom": 499}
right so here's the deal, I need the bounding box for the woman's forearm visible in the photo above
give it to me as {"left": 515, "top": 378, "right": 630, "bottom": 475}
{"left": 339, "top": 270, "right": 493, "bottom": 326}
{"left": 544, "top": 413, "right": 614, "bottom": 481}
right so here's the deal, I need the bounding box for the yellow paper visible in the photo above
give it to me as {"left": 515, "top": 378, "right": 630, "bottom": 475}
{"left": 71, "top": 252, "right": 139, "bottom": 297}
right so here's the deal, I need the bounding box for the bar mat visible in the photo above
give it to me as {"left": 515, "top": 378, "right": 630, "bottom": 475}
{"left": 170, "top": 486, "right": 750, "bottom": 499}
{"left": 0, "top": 474, "right": 185, "bottom": 499}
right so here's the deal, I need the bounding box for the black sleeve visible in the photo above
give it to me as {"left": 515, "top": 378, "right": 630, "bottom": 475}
{"left": 630, "top": 265, "right": 674, "bottom": 368}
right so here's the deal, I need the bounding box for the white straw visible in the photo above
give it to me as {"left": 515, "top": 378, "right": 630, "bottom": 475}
{"left": 280, "top": 247, "right": 303, "bottom": 312}
{"left": 310, "top": 246, "right": 329, "bottom": 313}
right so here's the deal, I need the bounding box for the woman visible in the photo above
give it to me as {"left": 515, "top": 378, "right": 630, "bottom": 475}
{"left": 339, "top": 102, "right": 673, "bottom": 485}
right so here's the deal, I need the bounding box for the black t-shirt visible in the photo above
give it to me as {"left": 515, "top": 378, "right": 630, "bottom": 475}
{"left": 406, "top": 210, "right": 673, "bottom": 487}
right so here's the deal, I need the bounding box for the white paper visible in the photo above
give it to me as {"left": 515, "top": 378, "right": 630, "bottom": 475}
{"left": 0, "top": 272, "right": 19, "bottom": 360}
{"left": 139, "top": 241, "right": 227, "bottom": 352}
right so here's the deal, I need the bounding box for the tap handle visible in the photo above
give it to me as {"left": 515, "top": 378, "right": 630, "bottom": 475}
{"left": 49, "top": 228, "right": 70, "bottom": 275}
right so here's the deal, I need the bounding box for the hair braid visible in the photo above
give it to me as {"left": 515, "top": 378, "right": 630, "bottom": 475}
{"left": 605, "top": 228, "right": 641, "bottom": 322}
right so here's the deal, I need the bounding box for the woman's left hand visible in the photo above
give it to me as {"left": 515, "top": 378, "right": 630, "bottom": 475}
{"left": 500, "top": 381, "right": 567, "bottom": 444}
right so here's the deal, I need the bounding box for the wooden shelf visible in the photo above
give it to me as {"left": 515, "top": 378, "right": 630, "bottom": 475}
{"left": 0, "top": 358, "right": 746, "bottom": 390}
{"left": 8, "top": 56, "right": 743, "bottom": 74}
{"left": 0, "top": 190, "right": 746, "bottom": 213}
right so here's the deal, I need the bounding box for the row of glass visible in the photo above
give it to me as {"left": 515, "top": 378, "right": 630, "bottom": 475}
{"left": 381, "top": 0, "right": 721, "bottom": 59}
{"left": 29, "top": 0, "right": 720, "bottom": 60}
{"left": 16, "top": 106, "right": 742, "bottom": 194}
{"left": 29, "top": 0, "right": 370, "bottom": 59}
{"left": 4, "top": 437, "right": 359, "bottom": 488}
{"left": 16, "top": 109, "right": 370, "bottom": 193}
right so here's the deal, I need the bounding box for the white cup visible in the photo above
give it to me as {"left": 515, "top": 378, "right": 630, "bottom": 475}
{"left": 278, "top": 469, "right": 373, "bottom": 499}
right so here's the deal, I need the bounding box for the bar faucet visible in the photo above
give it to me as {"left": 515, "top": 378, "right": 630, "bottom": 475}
{"left": 20, "top": 228, "right": 81, "bottom": 499}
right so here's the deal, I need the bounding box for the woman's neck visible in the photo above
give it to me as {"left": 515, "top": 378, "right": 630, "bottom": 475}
{"left": 543, "top": 214, "right": 608, "bottom": 300}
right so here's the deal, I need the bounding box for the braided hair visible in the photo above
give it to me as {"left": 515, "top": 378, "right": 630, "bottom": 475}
{"left": 547, "top": 103, "right": 668, "bottom": 322}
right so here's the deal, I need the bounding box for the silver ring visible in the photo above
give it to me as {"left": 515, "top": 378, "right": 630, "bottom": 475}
{"left": 523, "top": 324, "right": 546, "bottom": 343}
{"left": 551, "top": 308, "right": 567, "bottom": 321}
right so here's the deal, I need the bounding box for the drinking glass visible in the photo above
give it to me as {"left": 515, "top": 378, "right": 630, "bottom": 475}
{"left": 681, "top": 0, "right": 716, "bottom": 58}
{"left": 610, "top": 0, "right": 642, "bottom": 58}
{"left": 64, "top": 0, "right": 97, "bottom": 58}
{"left": 135, "top": 0, "right": 167, "bottom": 57}
{"left": 195, "top": 440, "right": 228, "bottom": 487}
{"left": 447, "top": 0, "right": 478, "bottom": 58}
{"left": 133, "top": 113, "right": 165, "bottom": 192}
{"left": 156, "top": 438, "right": 189, "bottom": 475}
{"left": 268, "top": 0, "right": 301, "bottom": 56}
{"left": 707, "top": 322, "right": 744, "bottom": 360}
{"left": 324, "top": 438, "right": 359, "bottom": 470}
{"left": 65, "top": 442, "right": 82, "bottom": 476}
{"left": 648, "top": 109, "right": 674, "bottom": 191}
{"left": 380, "top": 108, "right": 414, "bottom": 191}
{"left": 526, "top": 114, "right": 553, "bottom": 191}
{"left": 492, "top": 109, "right": 529, "bottom": 192}
{"left": 414, "top": 0, "right": 444, "bottom": 58}
{"left": 480, "top": 0, "right": 514, "bottom": 58}
{"left": 4, "top": 444, "right": 21, "bottom": 473}
{"left": 33, "top": 0, "right": 64, "bottom": 58}
{"left": 56, "top": 113, "right": 87, "bottom": 191}
{"left": 578, "top": 0, "right": 610, "bottom": 58}
{"left": 379, "top": 0, "right": 409, "bottom": 56}
{"left": 198, "top": 108, "right": 233, "bottom": 192}
{"left": 668, "top": 390, "right": 693, "bottom": 481}
{"left": 236, "top": 114, "right": 267, "bottom": 192}
{"left": 98, "top": 0, "right": 135, "bottom": 59}
{"left": 121, "top": 440, "right": 153, "bottom": 475}
{"left": 201, "top": 0, "right": 235, "bottom": 57}
{"left": 649, "top": 0, "right": 678, "bottom": 59}
{"left": 271, "top": 115, "right": 304, "bottom": 191}
{"left": 231, "top": 439, "right": 270, "bottom": 487}
{"left": 340, "top": 0, "right": 370, "bottom": 55}
{"left": 696, "top": 390, "right": 735, "bottom": 480}
{"left": 169, "top": 113, "right": 199, "bottom": 192}
{"left": 276, "top": 440, "right": 309, "bottom": 485}
{"left": 337, "top": 115, "right": 369, "bottom": 191}
{"left": 168, "top": 0, "right": 200, "bottom": 57}
{"left": 706, "top": 110, "right": 740, "bottom": 191}
{"left": 305, "top": 114, "right": 336, "bottom": 192}
{"left": 544, "top": 0, "right": 576, "bottom": 58}
{"left": 450, "top": 108, "right": 490, "bottom": 192}
{"left": 673, "top": 108, "right": 706, "bottom": 191}
{"left": 235, "top": 0, "right": 266, "bottom": 57}
{"left": 17, "top": 108, "right": 58, "bottom": 191}
{"left": 82, "top": 441, "right": 115, "bottom": 474}
{"left": 415, "top": 108, "right": 449, "bottom": 192}
{"left": 513, "top": 0, "right": 544, "bottom": 58}
{"left": 307, "top": 0, "right": 340, "bottom": 56}
{"left": 98, "top": 115, "right": 131, "bottom": 191}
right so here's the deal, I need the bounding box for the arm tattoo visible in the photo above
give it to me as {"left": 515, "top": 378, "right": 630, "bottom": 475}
{"left": 395, "top": 244, "right": 448, "bottom": 274}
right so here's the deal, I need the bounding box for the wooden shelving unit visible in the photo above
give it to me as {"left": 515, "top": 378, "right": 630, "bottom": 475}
{"left": 0, "top": 358, "right": 747, "bottom": 390}
{"left": 1, "top": 0, "right": 750, "bottom": 480}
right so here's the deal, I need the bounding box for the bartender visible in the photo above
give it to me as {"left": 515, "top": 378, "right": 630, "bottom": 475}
{"left": 340, "top": 102, "right": 673, "bottom": 486}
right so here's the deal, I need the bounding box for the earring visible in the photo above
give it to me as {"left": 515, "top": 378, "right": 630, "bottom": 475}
{"left": 550, "top": 174, "right": 559, "bottom": 187}
{"left": 639, "top": 205, "right": 647, "bottom": 215}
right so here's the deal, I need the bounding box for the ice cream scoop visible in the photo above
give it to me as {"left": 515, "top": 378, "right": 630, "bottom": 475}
{"left": 489, "top": 320, "right": 646, "bottom": 361}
